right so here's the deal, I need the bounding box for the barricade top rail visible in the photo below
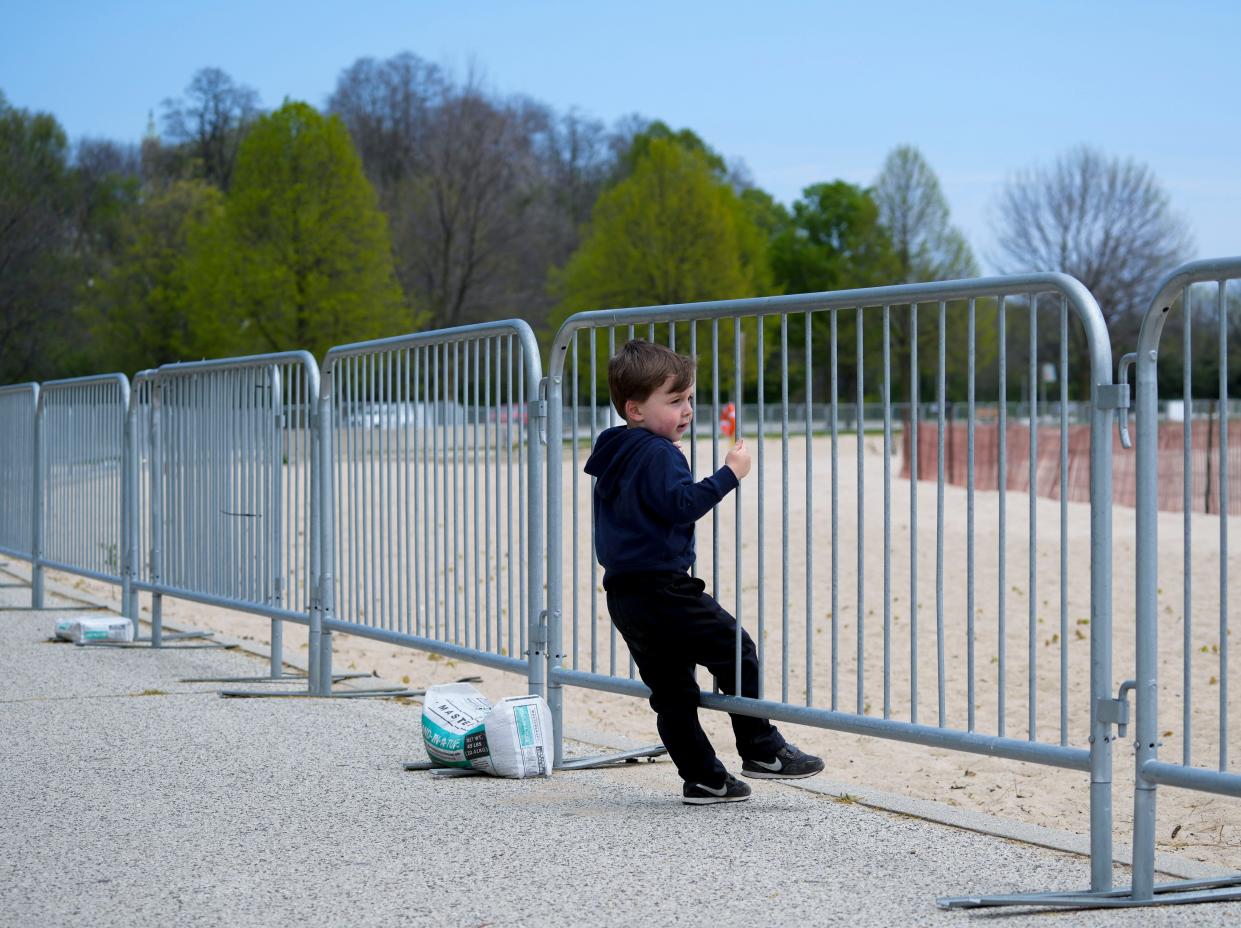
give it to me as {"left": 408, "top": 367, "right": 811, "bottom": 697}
{"left": 549, "top": 272, "right": 1111, "bottom": 383}
{"left": 0, "top": 382, "right": 39, "bottom": 399}
{"left": 322, "top": 319, "right": 542, "bottom": 381}
{"left": 126, "top": 370, "right": 156, "bottom": 414}
{"left": 154, "top": 349, "right": 320, "bottom": 400}
{"left": 1137, "top": 256, "right": 1241, "bottom": 355}
{"left": 37, "top": 373, "right": 130, "bottom": 411}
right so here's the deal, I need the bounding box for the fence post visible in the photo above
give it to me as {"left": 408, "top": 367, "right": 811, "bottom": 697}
{"left": 31, "top": 390, "right": 44, "bottom": 609}
{"left": 315, "top": 383, "right": 334, "bottom": 696}
{"left": 1088, "top": 378, "right": 1117, "bottom": 892}
{"left": 1131, "top": 342, "right": 1160, "bottom": 901}
{"left": 122, "top": 382, "right": 138, "bottom": 621}
{"left": 307, "top": 375, "right": 323, "bottom": 695}
{"left": 150, "top": 379, "right": 164, "bottom": 647}
{"left": 267, "top": 364, "right": 284, "bottom": 679}
{"left": 527, "top": 378, "right": 548, "bottom": 703}
{"left": 545, "top": 367, "right": 565, "bottom": 765}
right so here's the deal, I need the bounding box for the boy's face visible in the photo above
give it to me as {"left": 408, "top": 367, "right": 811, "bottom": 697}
{"left": 625, "top": 375, "right": 694, "bottom": 442}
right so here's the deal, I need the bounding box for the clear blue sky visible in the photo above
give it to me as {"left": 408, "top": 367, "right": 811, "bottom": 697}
{"left": 3, "top": 0, "right": 1237, "bottom": 269}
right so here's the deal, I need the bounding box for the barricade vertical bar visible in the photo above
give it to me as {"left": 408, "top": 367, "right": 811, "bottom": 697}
{"left": 31, "top": 389, "right": 44, "bottom": 609}
{"left": 804, "top": 312, "right": 814, "bottom": 707}
{"left": 608, "top": 330, "right": 622, "bottom": 677}
{"left": 1029, "top": 296, "right": 1039, "bottom": 741}
{"left": 548, "top": 341, "right": 565, "bottom": 762}
{"left": 370, "top": 353, "right": 380, "bottom": 634}
{"left": 937, "top": 301, "right": 947, "bottom": 726}
{"left": 571, "top": 335, "right": 579, "bottom": 668}
{"left": 150, "top": 381, "right": 164, "bottom": 646}
{"left": 590, "top": 329, "right": 599, "bottom": 674}
{"left": 711, "top": 320, "right": 720, "bottom": 613}
{"left": 424, "top": 346, "right": 433, "bottom": 641}
{"left": 883, "top": 305, "right": 893, "bottom": 719}
{"left": 780, "top": 314, "right": 790, "bottom": 704}
{"left": 123, "top": 380, "right": 141, "bottom": 621}
{"left": 830, "top": 308, "right": 839, "bottom": 709}
{"left": 453, "top": 344, "right": 462, "bottom": 644}
{"left": 1182, "top": 285, "right": 1193, "bottom": 763}
{"left": 432, "top": 348, "right": 441, "bottom": 641}
{"left": 463, "top": 344, "right": 473, "bottom": 648}
{"left": 856, "top": 306, "right": 865, "bottom": 715}
{"left": 484, "top": 340, "right": 492, "bottom": 651}
{"left": 997, "top": 296, "right": 1007, "bottom": 736}
{"left": 308, "top": 374, "right": 321, "bottom": 695}
{"left": 1132, "top": 288, "right": 1161, "bottom": 901}
{"left": 318, "top": 370, "right": 334, "bottom": 695}
{"left": 1060, "top": 297, "right": 1069, "bottom": 745}
{"left": 734, "top": 316, "right": 743, "bottom": 696}
{"left": 1087, "top": 302, "right": 1115, "bottom": 895}
{"left": 910, "top": 302, "right": 919, "bottom": 724}
{"left": 1217, "top": 281, "right": 1229, "bottom": 770}
{"left": 505, "top": 339, "right": 514, "bottom": 657}
{"left": 269, "top": 365, "right": 283, "bottom": 677}
{"left": 519, "top": 345, "right": 529, "bottom": 657}
{"left": 412, "top": 347, "right": 422, "bottom": 639}
{"left": 527, "top": 362, "right": 545, "bottom": 704}
{"left": 757, "top": 319, "right": 766, "bottom": 693}
{"left": 967, "top": 299, "right": 976, "bottom": 732}
{"left": 345, "top": 358, "right": 357, "bottom": 629}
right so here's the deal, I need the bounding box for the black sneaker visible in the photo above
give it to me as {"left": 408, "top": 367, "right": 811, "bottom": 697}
{"left": 741, "top": 744, "right": 825, "bottom": 779}
{"left": 682, "top": 774, "right": 752, "bottom": 805}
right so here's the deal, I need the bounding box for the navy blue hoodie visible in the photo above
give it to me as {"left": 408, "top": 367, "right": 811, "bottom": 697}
{"left": 584, "top": 425, "right": 739, "bottom": 584}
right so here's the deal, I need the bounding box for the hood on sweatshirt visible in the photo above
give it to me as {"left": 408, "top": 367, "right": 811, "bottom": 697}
{"left": 583, "top": 425, "right": 666, "bottom": 499}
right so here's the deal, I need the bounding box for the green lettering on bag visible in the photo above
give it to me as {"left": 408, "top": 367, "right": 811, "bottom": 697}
{"left": 515, "top": 705, "right": 534, "bottom": 747}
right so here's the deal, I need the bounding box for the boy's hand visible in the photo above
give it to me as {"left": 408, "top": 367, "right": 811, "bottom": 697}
{"left": 726, "top": 438, "right": 751, "bottom": 480}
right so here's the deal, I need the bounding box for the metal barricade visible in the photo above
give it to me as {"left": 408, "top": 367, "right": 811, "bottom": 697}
{"left": 136, "top": 354, "right": 319, "bottom": 675}
{"left": 0, "top": 383, "right": 39, "bottom": 605}
{"left": 33, "top": 375, "right": 131, "bottom": 609}
{"left": 0, "top": 384, "right": 38, "bottom": 578}
{"left": 547, "top": 275, "right": 1122, "bottom": 896}
{"left": 317, "top": 321, "right": 545, "bottom": 697}
{"left": 1126, "top": 256, "right": 1241, "bottom": 905}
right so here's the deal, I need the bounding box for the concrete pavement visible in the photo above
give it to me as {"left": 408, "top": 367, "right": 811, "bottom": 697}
{"left": 2, "top": 575, "right": 1239, "bottom": 927}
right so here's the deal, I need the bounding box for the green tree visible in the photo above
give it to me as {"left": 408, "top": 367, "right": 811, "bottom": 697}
{"left": 770, "top": 181, "right": 898, "bottom": 294}
{"left": 767, "top": 181, "right": 900, "bottom": 402}
{"left": 550, "top": 136, "right": 772, "bottom": 402}
{"left": 610, "top": 120, "right": 728, "bottom": 182}
{"left": 80, "top": 179, "right": 222, "bottom": 372}
{"left": 183, "top": 101, "right": 411, "bottom": 359}
{"left": 0, "top": 95, "right": 88, "bottom": 381}
{"left": 554, "top": 136, "right": 771, "bottom": 316}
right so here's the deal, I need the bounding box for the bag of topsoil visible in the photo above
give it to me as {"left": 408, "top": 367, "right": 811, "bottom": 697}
{"left": 421, "top": 682, "right": 553, "bottom": 779}
{"left": 53, "top": 615, "right": 134, "bottom": 644}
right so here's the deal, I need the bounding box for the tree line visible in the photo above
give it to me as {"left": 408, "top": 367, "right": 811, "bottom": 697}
{"left": 4, "top": 54, "right": 1229, "bottom": 401}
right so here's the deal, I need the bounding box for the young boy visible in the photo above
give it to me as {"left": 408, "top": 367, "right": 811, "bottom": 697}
{"left": 584, "top": 339, "right": 824, "bottom": 804}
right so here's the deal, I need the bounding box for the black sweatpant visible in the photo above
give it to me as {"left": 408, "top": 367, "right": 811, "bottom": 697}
{"left": 605, "top": 570, "right": 785, "bottom": 786}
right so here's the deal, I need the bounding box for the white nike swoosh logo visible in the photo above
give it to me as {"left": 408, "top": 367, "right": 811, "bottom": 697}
{"left": 751, "top": 758, "right": 782, "bottom": 771}
{"left": 695, "top": 782, "right": 728, "bottom": 796}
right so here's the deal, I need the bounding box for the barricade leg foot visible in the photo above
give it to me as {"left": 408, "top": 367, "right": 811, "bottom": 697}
{"left": 938, "top": 875, "right": 1241, "bottom": 910}
{"left": 555, "top": 744, "right": 668, "bottom": 771}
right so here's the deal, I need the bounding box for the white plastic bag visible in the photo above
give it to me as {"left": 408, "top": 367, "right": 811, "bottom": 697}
{"left": 421, "top": 683, "right": 493, "bottom": 770}
{"left": 483, "top": 695, "right": 554, "bottom": 779}
{"left": 53, "top": 615, "right": 134, "bottom": 644}
{"left": 421, "top": 683, "right": 553, "bottom": 778}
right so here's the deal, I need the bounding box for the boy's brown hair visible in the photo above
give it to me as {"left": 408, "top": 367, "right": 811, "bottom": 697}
{"left": 607, "top": 340, "right": 696, "bottom": 420}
